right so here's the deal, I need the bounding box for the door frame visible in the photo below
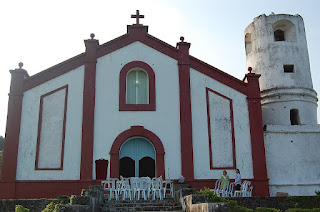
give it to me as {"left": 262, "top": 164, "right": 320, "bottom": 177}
{"left": 110, "top": 126, "right": 165, "bottom": 178}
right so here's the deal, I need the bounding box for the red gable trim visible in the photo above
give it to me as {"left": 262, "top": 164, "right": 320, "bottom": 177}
{"left": 190, "top": 56, "right": 247, "bottom": 94}
{"left": 23, "top": 54, "right": 85, "bottom": 91}
{"left": 22, "top": 25, "right": 248, "bottom": 97}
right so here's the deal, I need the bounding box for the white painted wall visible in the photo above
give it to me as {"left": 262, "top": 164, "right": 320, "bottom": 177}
{"left": 264, "top": 125, "right": 320, "bottom": 196}
{"left": 16, "top": 66, "right": 84, "bottom": 180}
{"left": 190, "top": 69, "right": 253, "bottom": 180}
{"left": 94, "top": 41, "right": 181, "bottom": 180}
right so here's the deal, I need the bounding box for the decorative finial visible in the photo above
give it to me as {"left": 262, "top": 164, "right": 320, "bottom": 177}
{"left": 180, "top": 36, "right": 184, "bottom": 42}
{"left": 248, "top": 67, "right": 253, "bottom": 73}
{"left": 90, "top": 33, "right": 95, "bottom": 39}
{"left": 131, "top": 10, "right": 144, "bottom": 25}
{"left": 18, "top": 62, "right": 23, "bottom": 69}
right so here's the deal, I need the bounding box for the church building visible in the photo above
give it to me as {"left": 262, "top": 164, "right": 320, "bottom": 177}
{"left": 1, "top": 11, "right": 319, "bottom": 199}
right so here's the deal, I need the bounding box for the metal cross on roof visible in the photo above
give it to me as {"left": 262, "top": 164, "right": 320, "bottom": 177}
{"left": 131, "top": 10, "right": 144, "bottom": 25}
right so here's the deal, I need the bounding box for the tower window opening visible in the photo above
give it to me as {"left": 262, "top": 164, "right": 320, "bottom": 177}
{"left": 284, "top": 65, "right": 294, "bottom": 73}
{"left": 273, "top": 19, "right": 296, "bottom": 42}
{"left": 274, "top": 29, "right": 285, "bottom": 41}
{"left": 290, "top": 109, "right": 300, "bottom": 125}
{"left": 245, "top": 33, "right": 252, "bottom": 55}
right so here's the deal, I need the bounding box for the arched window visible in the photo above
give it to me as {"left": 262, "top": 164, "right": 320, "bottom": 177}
{"left": 273, "top": 19, "right": 296, "bottom": 42}
{"left": 290, "top": 109, "right": 300, "bottom": 125}
{"left": 245, "top": 33, "right": 252, "bottom": 55}
{"left": 119, "top": 61, "right": 155, "bottom": 111}
{"left": 126, "top": 70, "right": 148, "bottom": 104}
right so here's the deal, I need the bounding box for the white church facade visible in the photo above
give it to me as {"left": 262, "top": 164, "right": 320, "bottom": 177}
{"left": 1, "top": 12, "right": 319, "bottom": 199}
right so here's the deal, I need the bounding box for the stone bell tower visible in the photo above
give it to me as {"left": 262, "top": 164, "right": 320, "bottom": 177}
{"left": 244, "top": 13, "right": 318, "bottom": 126}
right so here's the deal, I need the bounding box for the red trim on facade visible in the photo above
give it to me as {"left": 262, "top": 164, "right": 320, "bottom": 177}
{"left": 1, "top": 68, "right": 29, "bottom": 198}
{"left": 110, "top": 126, "right": 165, "bottom": 178}
{"left": 177, "top": 41, "right": 194, "bottom": 181}
{"left": 23, "top": 54, "right": 85, "bottom": 91}
{"left": 35, "top": 85, "right": 68, "bottom": 170}
{"left": 190, "top": 57, "right": 247, "bottom": 94}
{"left": 206, "top": 88, "right": 236, "bottom": 170}
{"left": 245, "top": 73, "right": 270, "bottom": 196}
{"left": 97, "top": 25, "right": 178, "bottom": 61}
{"left": 0, "top": 177, "right": 263, "bottom": 199}
{"left": 22, "top": 24, "right": 247, "bottom": 99}
{"left": 0, "top": 180, "right": 100, "bottom": 199}
{"left": 80, "top": 38, "right": 99, "bottom": 180}
{"left": 119, "top": 61, "right": 156, "bottom": 111}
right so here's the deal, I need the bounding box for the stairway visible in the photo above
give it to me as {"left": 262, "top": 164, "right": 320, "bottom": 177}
{"left": 100, "top": 199, "right": 183, "bottom": 212}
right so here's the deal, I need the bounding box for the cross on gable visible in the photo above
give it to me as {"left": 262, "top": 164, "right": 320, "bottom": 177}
{"left": 131, "top": 10, "right": 144, "bottom": 25}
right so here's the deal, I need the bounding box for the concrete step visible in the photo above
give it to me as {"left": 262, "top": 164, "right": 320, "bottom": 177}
{"left": 101, "top": 206, "right": 183, "bottom": 212}
{"left": 101, "top": 199, "right": 182, "bottom": 212}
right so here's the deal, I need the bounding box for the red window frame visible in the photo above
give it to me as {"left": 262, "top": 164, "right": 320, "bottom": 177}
{"left": 119, "top": 61, "right": 155, "bottom": 111}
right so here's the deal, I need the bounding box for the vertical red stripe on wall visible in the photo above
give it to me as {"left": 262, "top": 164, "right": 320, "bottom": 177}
{"left": 245, "top": 73, "right": 270, "bottom": 196}
{"left": 80, "top": 37, "right": 99, "bottom": 180}
{"left": 177, "top": 39, "right": 194, "bottom": 181}
{"left": 1, "top": 66, "right": 29, "bottom": 198}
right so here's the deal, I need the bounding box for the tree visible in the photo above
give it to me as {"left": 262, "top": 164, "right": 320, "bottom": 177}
{"left": 0, "top": 136, "right": 4, "bottom": 151}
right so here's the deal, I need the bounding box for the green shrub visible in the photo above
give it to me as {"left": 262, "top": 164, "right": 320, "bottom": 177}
{"left": 315, "top": 190, "right": 320, "bottom": 196}
{"left": 42, "top": 195, "right": 70, "bottom": 212}
{"left": 70, "top": 195, "right": 76, "bottom": 205}
{"left": 55, "top": 195, "right": 70, "bottom": 204}
{"left": 42, "top": 202, "right": 56, "bottom": 212}
{"left": 198, "top": 187, "right": 228, "bottom": 203}
{"left": 255, "top": 207, "right": 280, "bottom": 212}
{"left": 228, "top": 200, "right": 253, "bottom": 212}
{"left": 15, "top": 205, "right": 30, "bottom": 212}
{"left": 285, "top": 196, "right": 320, "bottom": 209}
{"left": 285, "top": 209, "right": 320, "bottom": 212}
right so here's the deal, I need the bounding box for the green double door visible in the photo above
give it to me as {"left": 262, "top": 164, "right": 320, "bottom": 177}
{"left": 119, "top": 137, "right": 155, "bottom": 178}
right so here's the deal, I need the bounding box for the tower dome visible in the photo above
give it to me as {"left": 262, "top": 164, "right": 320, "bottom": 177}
{"left": 245, "top": 14, "right": 318, "bottom": 125}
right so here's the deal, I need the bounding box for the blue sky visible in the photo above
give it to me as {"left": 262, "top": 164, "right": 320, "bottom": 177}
{"left": 0, "top": 0, "right": 319, "bottom": 135}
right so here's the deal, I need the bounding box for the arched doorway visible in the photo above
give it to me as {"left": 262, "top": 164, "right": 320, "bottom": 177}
{"left": 119, "top": 137, "right": 155, "bottom": 178}
{"left": 109, "top": 126, "right": 165, "bottom": 178}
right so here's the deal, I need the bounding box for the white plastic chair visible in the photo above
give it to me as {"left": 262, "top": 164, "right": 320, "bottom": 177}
{"left": 225, "top": 182, "right": 235, "bottom": 197}
{"left": 234, "top": 181, "right": 249, "bottom": 197}
{"left": 117, "top": 176, "right": 132, "bottom": 200}
{"left": 141, "top": 177, "right": 152, "bottom": 200}
{"left": 163, "top": 180, "right": 174, "bottom": 198}
{"left": 219, "top": 181, "right": 230, "bottom": 197}
{"left": 131, "top": 177, "right": 143, "bottom": 200}
{"left": 247, "top": 185, "right": 253, "bottom": 197}
{"left": 151, "top": 176, "right": 163, "bottom": 200}
{"left": 210, "top": 180, "right": 222, "bottom": 197}
{"left": 102, "top": 178, "right": 118, "bottom": 200}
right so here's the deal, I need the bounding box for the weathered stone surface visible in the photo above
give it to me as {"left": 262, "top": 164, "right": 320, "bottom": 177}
{"left": 56, "top": 204, "right": 90, "bottom": 212}
{"left": 207, "top": 203, "right": 228, "bottom": 212}
{"left": 0, "top": 199, "right": 53, "bottom": 212}
{"left": 71, "top": 196, "right": 90, "bottom": 205}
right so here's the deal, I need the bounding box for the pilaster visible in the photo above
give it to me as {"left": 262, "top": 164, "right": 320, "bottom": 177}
{"left": 177, "top": 37, "right": 194, "bottom": 181}
{"left": 80, "top": 34, "right": 99, "bottom": 180}
{"left": 1, "top": 63, "right": 29, "bottom": 198}
{"left": 245, "top": 68, "right": 270, "bottom": 196}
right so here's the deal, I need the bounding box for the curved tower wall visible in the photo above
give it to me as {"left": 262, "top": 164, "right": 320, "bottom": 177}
{"left": 245, "top": 14, "right": 318, "bottom": 125}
